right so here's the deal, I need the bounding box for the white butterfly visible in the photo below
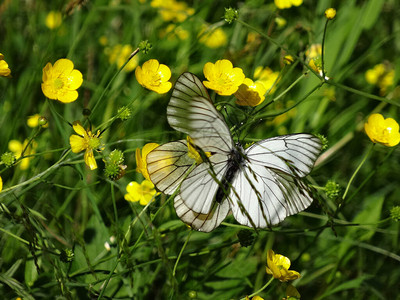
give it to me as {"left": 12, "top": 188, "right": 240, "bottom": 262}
{"left": 147, "top": 73, "right": 322, "bottom": 232}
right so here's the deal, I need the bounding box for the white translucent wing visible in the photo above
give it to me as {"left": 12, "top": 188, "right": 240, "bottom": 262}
{"left": 167, "top": 72, "right": 234, "bottom": 154}
{"left": 174, "top": 194, "right": 230, "bottom": 232}
{"left": 180, "top": 153, "right": 230, "bottom": 214}
{"left": 229, "top": 134, "right": 321, "bottom": 227}
{"left": 245, "top": 134, "right": 321, "bottom": 177}
{"left": 147, "top": 140, "right": 194, "bottom": 195}
{"left": 230, "top": 164, "right": 314, "bottom": 227}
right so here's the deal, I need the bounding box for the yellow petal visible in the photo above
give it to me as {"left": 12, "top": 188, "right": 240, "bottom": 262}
{"left": 141, "top": 179, "right": 155, "bottom": 190}
{"left": 69, "top": 135, "right": 86, "bottom": 153}
{"left": 126, "top": 181, "right": 139, "bottom": 194}
{"left": 27, "top": 114, "right": 40, "bottom": 128}
{"left": 152, "top": 82, "right": 172, "bottom": 94}
{"left": 157, "top": 64, "right": 172, "bottom": 81}
{"left": 140, "top": 193, "right": 153, "bottom": 205}
{"left": 53, "top": 58, "right": 74, "bottom": 75}
{"left": 203, "top": 62, "right": 215, "bottom": 79}
{"left": 67, "top": 69, "right": 83, "bottom": 89}
{"left": 58, "top": 89, "right": 79, "bottom": 103}
{"left": 0, "top": 176, "right": 3, "bottom": 192}
{"left": 72, "top": 121, "right": 86, "bottom": 136}
{"left": 8, "top": 140, "right": 23, "bottom": 156}
{"left": 124, "top": 193, "right": 137, "bottom": 202}
{"left": 385, "top": 118, "right": 400, "bottom": 132}
{"left": 216, "top": 59, "right": 233, "bottom": 72}
{"left": 291, "top": 0, "right": 302, "bottom": 6}
{"left": 84, "top": 149, "right": 97, "bottom": 170}
{"left": 143, "top": 59, "right": 159, "bottom": 72}
{"left": 142, "top": 143, "right": 160, "bottom": 157}
{"left": 42, "top": 63, "right": 53, "bottom": 83}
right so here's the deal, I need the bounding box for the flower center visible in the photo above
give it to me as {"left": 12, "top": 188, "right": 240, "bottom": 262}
{"left": 151, "top": 74, "right": 161, "bottom": 86}
{"left": 88, "top": 136, "right": 101, "bottom": 150}
{"left": 53, "top": 78, "right": 64, "bottom": 89}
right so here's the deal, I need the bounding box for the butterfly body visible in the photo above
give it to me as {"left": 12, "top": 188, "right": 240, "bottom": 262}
{"left": 147, "top": 72, "right": 322, "bottom": 232}
{"left": 215, "top": 145, "right": 245, "bottom": 204}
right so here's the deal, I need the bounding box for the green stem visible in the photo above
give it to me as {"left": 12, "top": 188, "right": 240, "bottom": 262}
{"left": 91, "top": 48, "right": 140, "bottom": 116}
{"left": 0, "top": 227, "right": 30, "bottom": 245}
{"left": 328, "top": 81, "right": 400, "bottom": 107}
{"left": 172, "top": 230, "right": 193, "bottom": 276}
{"left": 321, "top": 19, "right": 329, "bottom": 80}
{"left": 241, "top": 276, "right": 275, "bottom": 300}
{"left": 346, "top": 146, "right": 395, "bottom": 204}
{"left": 0, "top": 150, "right": 71, "bottom": 198}
{"left": 47, "top": 98, "right": 72, "bottom": 126}
{"left": 270, "top": 72, "right": 307, "bottom": 103}
{"left": 342, "top": 143, "right": 374, "bottom": 201}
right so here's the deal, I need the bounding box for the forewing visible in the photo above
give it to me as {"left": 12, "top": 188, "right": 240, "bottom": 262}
{"left": 174, "top": 194, "right": 230, "bottom": 232}
{"left": 246, "top": 134, "right": 321, "bottom": 177}
{"left": 167, "top": 72, "right": 234, "bottom": 154}
{"left": 147, "top": 140, "right": 194, "bottom": 195}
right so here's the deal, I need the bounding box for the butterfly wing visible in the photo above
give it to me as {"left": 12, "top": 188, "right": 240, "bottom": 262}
{"left": 174, "top": 194, "right": 230, "bottom": 232}
{"left": 167, "top": 72, "right": 234, "bottom": 154}
{"left": 229, "top": 134, "right": 321, "bottom": 227}
{"left": 147, "top": 140, "right": 195, "bottom": 195}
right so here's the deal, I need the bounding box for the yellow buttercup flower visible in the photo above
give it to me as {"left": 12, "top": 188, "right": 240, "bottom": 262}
{"left": 0, "top": 53, "right": 11, "bottom": 77}
{"left": 41, "top": 58, "right": 83, "bottom": 103}
{"left": 325, "top": 8, "right": 336, "bottom": 20}
{"left": 8, "top": 139, "right": 38, "bottom": 170}
{"left": 234, "top": 78, "right": 267, "bottom": 106}
{"left": 187, "top": 136, "right": 211, "bottom": 164}
{"left": 27, "top": 114, "right": 49, "bottom": 128}
{"left": 161, "top": 24, "right": 189, "bottom": 41}
{"left": 124, "top": 180, "right": 159, "bottom": 206}
{"left": 0, "top": 176, "right": 3, "bottom": 192}
{"left": 199, "top": 25, "right": 227, "bottom": 49}
{"left": 135, "top": 59, "right": 172, "bottom": 94}
{"left": 305, "top": 44, "right": 323, "bottom": 74}
{"left": 266, "top": 249, "right": 301, "bottom": 282}
{"left": 106, "top": 44, "right": 139, "bottom": 72}
{"left": 69, "top": 121, "right": 102, "bottom": 170}
{"left": 45, "top": 11, "right": 62, "bottom": 29}
{"left": 283, "top": 55, "right": 294, "bottom": 65}
{"left": 365, "top": 63, "right": 394, "bottom": 95}
{"left": 244, "top": 296, "right": 264, "bottom": 300}
{"left": 151, "top": 0, "right": 194, "bottom": 22}
{"left": 275, "top": 17, "right": 287, "bottom": 28}
{"left": 364, "top": 113, "right": 400, "bottom": 147}
{"left": 274, "top": 0, "right": 303, "bottom": 9}
{"left": 254, "top": 66, "right": 279, "bottom": 94}
{"left": 203, "top": 59, "right": 245, "bottom": 96}
{"left": 136, "top": 143, "right": 160, "bottom": 181}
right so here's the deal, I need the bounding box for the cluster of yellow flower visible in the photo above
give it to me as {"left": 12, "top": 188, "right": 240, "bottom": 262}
{"left": 365, "top": 63, "right": 394, "bottom": 95}
{"left": 105, "top": 44, "right": 139, "bottom": 72}
{"left": 274, "top": 0, "right": 303, "bottom": 10}
{"left": 203, "top": 59, "right": 278, "bottom": 106}
{"left": 124, "top": 143, "right": 160, "bottom": 205}
{"left": 150, "top": 0, "right": 194, "bottom": 23}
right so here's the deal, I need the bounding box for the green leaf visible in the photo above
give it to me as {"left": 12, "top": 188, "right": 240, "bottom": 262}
{"left": 24, "top": 257, "right": 39, "bottom": 287}
{"left": 216, "top": 257, "right": 258, "bottom": 278}
{"left": 318, "top": 275, "right": 373, "bottom": 299}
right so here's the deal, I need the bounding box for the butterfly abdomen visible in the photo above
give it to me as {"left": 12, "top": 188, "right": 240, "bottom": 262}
{"left": 215, "top": 147, "right": 245, "bottom": 203}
